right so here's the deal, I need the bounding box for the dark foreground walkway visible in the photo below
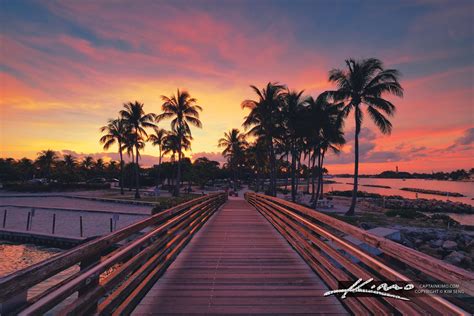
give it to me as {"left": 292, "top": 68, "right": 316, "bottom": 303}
{"left": 132, "top": 199, "right": 347, "bottom": 315}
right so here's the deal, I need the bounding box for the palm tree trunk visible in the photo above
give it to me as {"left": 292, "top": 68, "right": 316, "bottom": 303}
{"left": 134, "top": 145, "right": 141, "bottom": 199}
{"left": 291, "top": 145, "right": 296, "bottom": 202}
{"left": 315, "top": 148, "right": 322, "bottom": 203}
{"left": 295, "top": 153, "right": 301, "bottom": 194}
{"left": 175, "top": 146, "right": 182, "bottom": 197}
{"left": 306, "top": 152, "right": 311, "bottom": 193}
{"left": 311, "top": 150, "right": 316, "bottom": 203}
{"left": 346, "top": 109, "right": 361, "bottom": 216}
{"left": 284, "top": 153, "right": 289, "bottom": 191}
{"left": 156, "top": 148, "right": 162, "bottom": 188}
{"left": 269, "top": 139, "right": 276, "bottom": 196}
{"left": 319, "top": 150, "right": 326, "bottom": 198}
{"left": 119, "top": 145, "right": 124, "bottom": 195}
{"left": 129, "top": 151, "right": 135, "bottom": 191}
{"left": 233, "top": 164, "right": 237, "bottom": 191}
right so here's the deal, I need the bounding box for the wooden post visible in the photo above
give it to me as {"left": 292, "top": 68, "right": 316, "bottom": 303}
{"left": 110, "top": 218, "right": 113, "bottom": 232}
{"left": 78, "top": 254, "right": 100, "bottom": 313}
{"left": 52, "top": 214, "right": 56, "bottom": 234}
{"left": 80, "top": 216, "right": 83, "bottom": 237}
{"left": 26, "top": 212, "right": 31, "bottom": 231}
{"left": 2, "top": 209, "right": 7, "bottom": 228}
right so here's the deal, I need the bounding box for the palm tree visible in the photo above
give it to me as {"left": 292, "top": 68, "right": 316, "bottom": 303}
{"left": 16, "top": 158, "right": 35, "bottom": 181}
{"left": 100, "top": 118, "right": 127, "bottom": 194}
{"left": 148, "top": 127, "right": 168, "bottom": 186}
{"left": 36, "top": 150, "right": 58, "bottom": 179}
{"left": 157, "top": 89, "right": 202, "bottom": 196}
{"left": 242, "top": 82, "right": 286, "bottom": 196}
{"left": 218, "top": 129, "right": 248, "bottom": 191}
{"left": 162, "top": 131, "right": 191, "bottom": 189}
{"left": 82, "top": 156, "right": 94, "bottom": 170}
{"left": 326, "top": 58, "right": 403, "bottom": 215}
{"left": 281, "top": 89, "right": 306, "bottom": 202}
{"left": 95, "top": 158, "right": 106, "bottom": 174}
{"left": 63, "top": 154, "right": 77, "bottom": 171}
{"left": 120, "top": 101, "right": 156, "bottom": 199}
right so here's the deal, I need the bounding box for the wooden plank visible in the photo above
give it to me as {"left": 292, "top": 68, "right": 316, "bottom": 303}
{"left": 254, "top": 193, "right": 474, "bottom": 295}
{"left": 132, "top": 199, "right": 348, "bottom": 315}
{"left": 248, "top": 193, "right": 471, "bottom": 315}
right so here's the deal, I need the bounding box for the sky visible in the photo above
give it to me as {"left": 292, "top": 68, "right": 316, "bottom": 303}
{"left": 0, "top": 0, "right": 473, "bottom": 174}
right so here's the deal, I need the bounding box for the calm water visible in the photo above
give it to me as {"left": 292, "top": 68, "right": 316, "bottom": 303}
{"left": 326, "top": 178, "right": 474, "bottom": 206}
{"left": 325, "top": 178, "right": 474, "bottom": 225}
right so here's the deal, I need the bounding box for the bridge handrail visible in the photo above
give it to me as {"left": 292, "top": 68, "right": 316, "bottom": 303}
{"left": 246, "top": 192, "right": 473, "bottom": 315}
{"left": 0, "top": 192, "right": 227, "bottom": 315}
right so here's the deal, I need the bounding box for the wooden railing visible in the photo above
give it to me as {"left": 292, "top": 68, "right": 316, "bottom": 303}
{"left": 245, "top": 192, "right": 473, "bottom": 315}
{"left": 0, "top": 192, "right": 227, "bottom": 315}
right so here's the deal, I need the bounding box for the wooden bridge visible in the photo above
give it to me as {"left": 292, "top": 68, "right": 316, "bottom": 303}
{"left": 0, "top": 192, "right": 472, "bottom": 315}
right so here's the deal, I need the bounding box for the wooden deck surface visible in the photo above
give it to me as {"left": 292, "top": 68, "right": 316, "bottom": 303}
{"left": 132, "top": 199, "right": 347, "bottom": 315}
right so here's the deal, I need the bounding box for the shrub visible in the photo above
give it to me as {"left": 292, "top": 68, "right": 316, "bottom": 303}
{"left": 385, "top": 209, "right": 427, "bottom": 219}
{"left": 3, "top": 182, "right": 110, "bottom": 192}
{"left": 329, "top": 190, "right": 382, "bottom": 198}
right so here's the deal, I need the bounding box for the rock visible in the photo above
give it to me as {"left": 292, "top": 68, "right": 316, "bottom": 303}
{"left": 360, "top": 222, "right": 372, "bottom": 230}
{"left": 442, "top": 240, "right": 457, "bottom": 250}
{"left": 444, "top": 251, "right": 465, "bottom": 265}
{"left": 431, "top": 239, "right": 443, "bottom": 248}
{"left": 414, "top": 239, "right": 424, "bottom": 247}
{"left": 419, "top": 245, "right": 442, "bottom": 259}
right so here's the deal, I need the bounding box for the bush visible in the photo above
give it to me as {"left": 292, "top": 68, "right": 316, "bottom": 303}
{"left": 3, "top": 182, "right": 110, "bottom": 192}
{"left": 151, "top": 194, "right": 201, "bottom": 213}
{"left": 385, "top": 209, "right": 427, "bottom": 219}
{"left": 277, "top": 188, "right": 290, "bottom": 194}
{"left": 329, "top": 190, "right": 382, "bottom": 198}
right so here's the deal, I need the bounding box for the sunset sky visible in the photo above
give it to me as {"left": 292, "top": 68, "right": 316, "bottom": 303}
{"left": 0, "top": 0, "right": 473, "bottom": 174}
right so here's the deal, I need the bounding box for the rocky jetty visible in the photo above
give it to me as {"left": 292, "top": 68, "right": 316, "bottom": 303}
{"left": 400, "top": 187, "right": 465, "bottom": 197}
{"left": 400, "top": 228, "right": 473, "bottom": 270}
{"left": 380, "top": 197, "right": 473, "bottom": 214}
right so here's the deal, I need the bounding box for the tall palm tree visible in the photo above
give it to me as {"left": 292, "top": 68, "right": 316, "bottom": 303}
{"left": 282, "top": 89, "right": 306, "bottom": 202}
{"left": 218, "top": 129, "right": 248, "bottom": 191}
{"left": 157, "top": 89, "right": 202, "bottom": 196}
{"left": 36, "top": 150, "right": 58, "bottom": 179}
{"left": 242, "top": 82, "right": 286, "bottom": 196}
{"left": 100, "top": 118, "right": 127, "bottom": 194}
{"left": 148, "top": 127, "right": 168, "bottom": 186}
{"left": 326, "top": 58, "right": 403, "bottom": 215}
{"left": 120, "top": 101, "right": 156, "bottom": 199}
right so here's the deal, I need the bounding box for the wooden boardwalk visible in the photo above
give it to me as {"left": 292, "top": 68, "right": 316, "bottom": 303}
{"left": 132, "top": 198, "right": 347, "bottom": 315}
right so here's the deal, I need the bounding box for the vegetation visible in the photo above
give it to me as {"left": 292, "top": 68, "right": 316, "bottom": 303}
{"left": 325, "top": 58, "right": 403, "bottom": 215}
{"left": 385, "top": 209, "right": 427, "bottom": 219}
{"left": 218, "top": 129, "right": 248, "bottom": 191}
{"left": 2, "top": 58, "right": 406, "bottom": 214}
{"left": 100, "top": 117, "right": 127, "bottom": 194}
{"left": 157, "top": 89, "right": 203, "bottom": 196}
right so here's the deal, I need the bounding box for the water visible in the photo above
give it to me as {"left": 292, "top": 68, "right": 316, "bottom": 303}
{"left": 325, "top": 178, "right": 474, "bottom": 225}
{"left": 326, "top": 177, "right": 474, "bottom": 206}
